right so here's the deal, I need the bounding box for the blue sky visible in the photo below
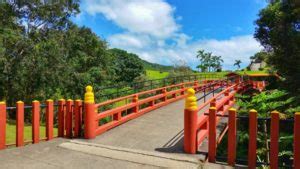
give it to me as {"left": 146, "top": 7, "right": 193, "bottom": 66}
{"left": 74, "top": 0, "right": 267, "bottom": 70}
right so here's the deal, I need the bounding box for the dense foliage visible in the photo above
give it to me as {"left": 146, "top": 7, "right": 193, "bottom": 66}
{"left": 255, "top": 0, "right": 300, "bottom": 93}
{"left": 0, "top": 2, "right": 145, "bottom": 105}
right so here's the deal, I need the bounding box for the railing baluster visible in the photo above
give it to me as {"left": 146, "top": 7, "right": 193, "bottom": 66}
{"left": 270, "top": 111, "right": 279, "bottom": 169}
{"left": 58, "top": 99, "right": 65, "bottom": 137}
{"left": 32, "top": 100, "right": 40, "bottom": 144}
{"left": 66, "top": 99, "right": 73, "bottom": 138}
{"left": 162, "top": 87, "right": 167, "bottom": 101}
{"left": 181, "top": 84, "right": 185, "bottom": 95}
{"left": 294, "top": 112, "right": 300, "bottom": 168}
{"left": 208, "top": 107, "right": 217, "bottom": 163}
{"left": 46, "top": 99, "right": 54, "bottom": 141}
{"left": 0, "top": 102, "right": 6, "bottom": 150}
{"left": 74, "top": 99, "right": 82, "bottom": 137}
{"left": 16, "top": 101, "right": 24, "bottom": 147}
{"left": 248, "top": 109, "right": 257, "bottom": 169}
{"left": 228, "top": 108, "right": 237, "bottom": 166}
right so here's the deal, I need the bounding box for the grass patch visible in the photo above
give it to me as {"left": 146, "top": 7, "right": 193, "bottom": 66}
{"left": 146, "top": 70, "right": 169, "bottom": 80}
{"left": 6, "top": 123, "right": 58, "bottom": 144}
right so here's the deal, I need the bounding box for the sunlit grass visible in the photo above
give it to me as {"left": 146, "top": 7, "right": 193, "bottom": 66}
{"left": 6, "top": 123, "right": 58, "bottom": 144}
{"left": 146, "top": 70, "right": 169, "bottom": 80}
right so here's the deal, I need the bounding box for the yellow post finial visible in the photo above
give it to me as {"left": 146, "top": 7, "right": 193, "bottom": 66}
{"left": 185, "top": 88, "right": 197, "bottom": 110}
{"left": 85, "top": 85, "right": 95, "bottom": 103}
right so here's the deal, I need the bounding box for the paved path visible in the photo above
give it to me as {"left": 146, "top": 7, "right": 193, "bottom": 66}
{"left": 0, "top": 91, "right": 233, "bottom": 169}
{"left": 83, "top": 93, "right": 210, "bottom": 158}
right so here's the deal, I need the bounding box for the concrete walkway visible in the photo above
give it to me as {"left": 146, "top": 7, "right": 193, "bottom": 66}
{"left": 0, "top": 92, "right": 233, "bottom": 169}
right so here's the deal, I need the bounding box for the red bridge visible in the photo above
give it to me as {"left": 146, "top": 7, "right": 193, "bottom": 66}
{"left": 0, "top": 75, "right": 299, "bottom": 168}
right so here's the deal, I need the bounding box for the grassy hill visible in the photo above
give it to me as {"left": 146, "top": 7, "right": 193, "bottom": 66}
{"left": 141, "top": 60, "right": 173, "bottom": 72}
{"left": 146, "top": 70, "right": 169, "bottom": 80}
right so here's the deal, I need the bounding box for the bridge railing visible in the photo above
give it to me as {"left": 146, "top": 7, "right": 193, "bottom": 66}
{"left": 184, "top": 80, "right": 253, "bottom": 154}
{"left": 207, "top": 109, "right": 300, "bottom": 168}
{"left": 0, "top": 99, "right": 83, "bottom": 150}
{"left": 95, "top": 74, "right": 224, "bottom": 101}
{"left": 83, "top": 78, "right": 227, "bottom": 139}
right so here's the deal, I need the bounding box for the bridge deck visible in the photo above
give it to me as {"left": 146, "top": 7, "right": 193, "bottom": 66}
{"left": 0, "top": 92, "right": 232, "bottom": 169}
{"left": 83, "top": 93, "right": 209, "bottom": 157}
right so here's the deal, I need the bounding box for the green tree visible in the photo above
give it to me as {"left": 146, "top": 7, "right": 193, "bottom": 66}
{"left": 234, "top": 60, "right": 242, "bottom": 70}
{"left": 250, "top": 51, "right": 269, "bottom": 63}
{"left": 255, "top": 1, "right": 300, "bottom": 93}
{"left": 109, "top": 48, "right": 145, "bottom": 83}
{"left": 196, "top": 50, "right": 223, "bottom": 72}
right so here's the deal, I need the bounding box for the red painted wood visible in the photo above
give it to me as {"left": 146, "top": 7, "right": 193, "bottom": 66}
{"left": 210, "top": 99, "right": 217, "bottom": 107}
{"left": 16, "top": 101, "right": 24, "bottom": 147}
{"left": 162, "top": 88, "right": 167, "bottom": 101}
{"left": 181, "top": 84, "right": 185, "bottom": 95}
{"left": 84, "top": 103, "right": 96, "bottom": 139}
{"left": 248, "top": 109, "right": 257, "bottom": 169}
{"left": 97, "top": 103, "right": 136, "bottom": 120}
{"left": 32, "top": 101, "right": 40, "bottom": 144}
{"left": 132, "top": 95, "right": 139, "bottom": 113}
{"left": 294, "top": 113, "right": 300, "bottom": 169}
{"left": 0, "top": 102, "right": 6, "bottom": 150}
{"left": 66, "top": 100, "right": 73, "bottom": 138}
{"left": 74, "top": 100, "right": 82, "bottom": 138}
{"left": 46, "top": 100, "right": 54, "bottom": 140}
{"left": 184, "top": 108, "right": 198, "bottom": 154}
{"left": 58, "top": 99, "right": 65, "bottom": 137}
{"left": 208, "top": 107, "right": 217, "bottom": 162}
{"left": 228, "top": 108, "right": 237, "bottom": 166}
{"left": 113, "top": 112, "right": 121, "bottom": 121}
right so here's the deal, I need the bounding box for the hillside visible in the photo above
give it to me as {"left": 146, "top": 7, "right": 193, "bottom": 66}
{"left": 141, "top": 59, "right": 174, "bottom": 72}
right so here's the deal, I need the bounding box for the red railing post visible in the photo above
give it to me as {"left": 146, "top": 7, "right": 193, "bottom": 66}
{"left": 181, "top": 84, "right": 185, "bottom": 95}
{"left": 58, "top": 99, "right": 65, "bottom": 137}
{"left": 16, "top": 101, "right": 24, "bottom": 147}
{"left": 208, "top": 107, "right": 217, "bottom": 163}
{"left": 46, "top": 99, "right": 54, "bottom": 141}
{"left": 84, "top": 85, "right": 96, "bottom": 139}
{"left": 224, "top": 91, "right": 230, "bottom": 105}
{"left": 0, "top": 102, "right": 6, "bottom": 150}
{"left": 32, "top": 100, "right": 40, "bottom": 144}
{"left": 74, "top": 99, "right": 83, "bottom": 138}
{"left": 184, "top": 88, "right": 198, "bottom": 154}
{"left": 294, "top": 112, "right": 300, "bottom": 168}
{"left": 113, "top": 112, "right": 121, "bottom": 121}
{"left": 132, "top": 95, "right": 140, "bottom": 111}
{"left": 66, "top": 99, "right": 73, "bottom": 138}
{"left": 270, "top": 111, "right": 279, "bottom": 169}
{"left": 162, "top": 87, "right": 167, "bottom": 101}
{"left": 210, "top": 98, "right": 216, "bottom": 107}
{"left": 228, "top": 108, "right": 237, "bottom": 166}
{"left": 248, "top": 109, "right": 257, "bottom": 169}
{"left": 194, "top": 80, "right": 199, "bottom": 92}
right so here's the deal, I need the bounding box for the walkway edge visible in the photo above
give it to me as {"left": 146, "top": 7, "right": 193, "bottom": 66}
{"left": 59, "top": 140, "right": 201, "bottom": 168}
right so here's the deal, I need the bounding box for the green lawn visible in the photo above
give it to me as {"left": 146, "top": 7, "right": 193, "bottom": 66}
{"left": 6, "top": 123, "right": 58, "bottom": 144}
{"left": 146, "top": 70, "right": 169, "bottom": 80}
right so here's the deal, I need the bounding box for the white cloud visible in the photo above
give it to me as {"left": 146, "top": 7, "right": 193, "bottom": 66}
{"left": 83, "top": 0, "right": 179, "bottom": 38}
{"left": 81, "top": 0, "right": 263, "bottom": 70}
{"left": 108, "top": 34, "right": 262, "bottom": 70}
{"left": 108, "top": 33, "right": 152, "bottom": 49}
